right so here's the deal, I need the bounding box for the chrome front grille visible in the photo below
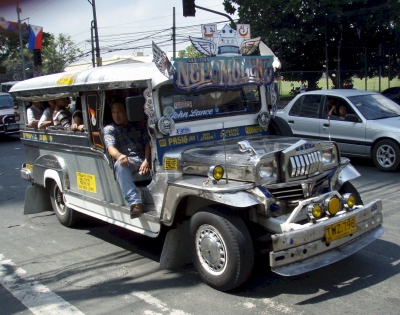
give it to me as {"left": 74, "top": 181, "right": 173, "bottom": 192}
{"left": 267, "top": 174, "right": 329, "bottom": 201}
{"left": 288, "top": 151, "right": 322, "bottom": 178}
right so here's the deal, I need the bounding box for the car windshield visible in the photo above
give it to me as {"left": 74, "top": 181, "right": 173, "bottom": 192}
{"left": 348, "top": 94, "right": 400, "bottom": 119}
{"left": 0, "top": 95, "right": 13, "bottom": 109}
{"left": 159, "top": 84, "right": 261, "bottom": 122}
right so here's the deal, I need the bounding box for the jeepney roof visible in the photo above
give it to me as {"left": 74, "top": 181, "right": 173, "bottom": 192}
{"left": 9, "top": 62, "right": 169, "bottom": 98}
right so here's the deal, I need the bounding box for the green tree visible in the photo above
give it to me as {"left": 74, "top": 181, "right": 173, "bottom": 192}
{"left": 223, "top": 0, "right": 400, "bottom": 89}
{"left": 178, "top": 44, "right": 204, "bottom": 58}
{"left": 42, "top": 33, "right": 82, "bottom": 74}
{"left": 1, "top": 31, "right": 81, "bottom": 79}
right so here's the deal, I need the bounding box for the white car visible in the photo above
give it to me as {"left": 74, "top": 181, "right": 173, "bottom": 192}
{"left": 273, "top": 89, "right": 400, "bottom": 171}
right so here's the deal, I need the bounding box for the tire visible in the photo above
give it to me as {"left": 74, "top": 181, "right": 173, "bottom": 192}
{"left": 269, "top": 120, "right": 282, "bottom": 136}
{"left": 189, "top": 208, "right": 254, "bottom": 292}
{"left": 49, "top": 181, "right": 79, "bottom": 227}
{"left": 372, "top": 139, "right": 400, "bottom": 172}
{"left": 339, "top": 182, "right": 363, "bottom": 206}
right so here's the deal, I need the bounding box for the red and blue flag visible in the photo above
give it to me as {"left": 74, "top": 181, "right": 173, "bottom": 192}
{"left": 28, "top": 25, "right": 43, "bottom": 50}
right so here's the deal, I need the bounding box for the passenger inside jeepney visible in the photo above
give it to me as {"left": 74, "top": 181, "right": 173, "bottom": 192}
{"left": 38, "top": 99, "right": 56, "bottom": 129}
{"left": 27, "top": 101, "right": 43, "bottom": 128}
{"left": 103, "top": 99, "right": 151, "bottom": 219}
{"left": 71, "top": 97, "right": 85, "bottom": 132}
{"left": 53, "top": 97, "right": 72, "bottom": 129}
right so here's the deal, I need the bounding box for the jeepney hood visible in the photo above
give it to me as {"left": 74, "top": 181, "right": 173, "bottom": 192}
{"left": 164, "top": 135, "right": 339, "bottom": 184}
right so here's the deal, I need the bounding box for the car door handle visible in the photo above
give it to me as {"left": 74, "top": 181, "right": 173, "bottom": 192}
{"left": 323, "top": 123, "right": 330, "bottom": 127}
{"left": 288, "top": 120, "right": 294, "bottom": 124}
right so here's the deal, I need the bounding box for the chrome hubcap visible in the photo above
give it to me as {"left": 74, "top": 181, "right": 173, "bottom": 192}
{"left": 377, "top": 144, "right": 396, "bottom": 168}
{"left": 196, "top": 225, "right": 227, "bottom": 275}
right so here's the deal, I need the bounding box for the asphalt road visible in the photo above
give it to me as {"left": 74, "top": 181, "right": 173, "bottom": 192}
{"left": 1, "top": 135, "right": 399, "bottom": 315}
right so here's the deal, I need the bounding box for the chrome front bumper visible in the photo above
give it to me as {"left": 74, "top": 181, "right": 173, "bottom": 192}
{"left": 270, "top": 199, "right": 383, "bottom": 276}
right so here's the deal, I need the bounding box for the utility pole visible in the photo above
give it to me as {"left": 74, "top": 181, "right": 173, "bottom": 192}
{"left": 173, "top": 7, "right": 176, "bottom": 59}
{"left": 90, "top": 21, "right": 95, "bottom": 67}
{"left": 16, "top": 1, "right": 26, "bottom": 80}
{"left": 88, "top": 0, "right": 101, "bottom": 66}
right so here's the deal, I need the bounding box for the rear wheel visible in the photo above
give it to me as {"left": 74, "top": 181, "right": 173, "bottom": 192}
{"left": 49, "top": 181, "right": 79, "bottom": 227}
{"left": 189, "top": 208, "right": 254, "bottom": 291}
{"left": 372, "top": 139, "right": 400, "bottom": 171}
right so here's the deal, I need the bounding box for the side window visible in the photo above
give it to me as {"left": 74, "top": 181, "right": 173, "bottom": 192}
{"left": 290, "top": 95, "right": 321, "bottom": 118}
{"left": 288, "top": 97, "right": 302, "bottom": 116}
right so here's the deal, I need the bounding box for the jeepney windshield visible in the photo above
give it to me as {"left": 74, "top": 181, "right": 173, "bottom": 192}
{"left": 159, "top": 84, "right": 261, "bottom": 122}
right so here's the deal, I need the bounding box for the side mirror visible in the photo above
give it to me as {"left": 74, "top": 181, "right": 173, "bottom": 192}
{"left": 126, "top": 95, "right": 145, "bottom": 122}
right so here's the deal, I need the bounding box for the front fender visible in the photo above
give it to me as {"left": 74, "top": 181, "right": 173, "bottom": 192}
{"left": 33, "top": 154, "right": 69, "bottom": 191}
{"left": 336, "top": 162, "right": 361, "bottom": 189}
{"left": 161, "top": 176, "right": 260, "bottom": 225}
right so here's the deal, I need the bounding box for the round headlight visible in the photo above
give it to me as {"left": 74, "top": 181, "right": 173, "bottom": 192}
{"left": 322, "top": 149, "right": 333, "bottom": 163}
{"left": 324, "top": 196, "right": 341, "bottom": 216}
{"left": 342, "top": 193, "right": 356, "bottom": 209}
{"left": 208, "top": 165, "right": 224, "bottom": 181}
{"left": 307, "top": 203, "right": 323, "bottom": 220}
{"left": 259, "top": 161, "right": 276, "bottom": 179}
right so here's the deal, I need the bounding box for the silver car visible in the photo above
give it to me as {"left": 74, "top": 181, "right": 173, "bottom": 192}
{"left": 273, "top": 89, "right": 400, "bottom": 171}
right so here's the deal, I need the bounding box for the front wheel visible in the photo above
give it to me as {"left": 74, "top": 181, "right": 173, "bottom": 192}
{"left": 49, "top": 181, "right": 79, "bottom": 227}
{"left": 339, "top": 182, "right": 363, "bottom": 205}
{"left": 189, "top": 208, "right": 254, "bottom": 291}
{"left": 372, "top": 139, "right": 400, "bottom": 171}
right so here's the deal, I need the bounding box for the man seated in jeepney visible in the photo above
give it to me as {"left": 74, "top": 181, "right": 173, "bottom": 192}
{"left": 53, "top": 97, "right": 72, "bottom": 129}
{"left": 103, "top": 98, "right": 151, "bottom": 219}
{"left": 27, "top": 101, "right": 43, "bottom": 128}
{"left": 38, "top": 99, "right": 56, "bottom": 129}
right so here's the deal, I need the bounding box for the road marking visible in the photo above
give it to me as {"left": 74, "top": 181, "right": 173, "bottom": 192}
{"left": 0, "top": 254, "right": 85, "bottom": 315}
{"left": 132, "top": 291, "right": 193, "bottom": 315}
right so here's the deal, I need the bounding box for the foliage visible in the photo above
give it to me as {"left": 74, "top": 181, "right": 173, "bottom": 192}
{"left": 178, "top": 44, "right": 204, "bottom": 58}
{"left": 41, "top": 33, "right": 82, "bottom": 74}
{"left": 0, "top": 31, "right": 81, "bottom": 79}
{"left": 223, "top": 0, "right": 400, "bottom": 88}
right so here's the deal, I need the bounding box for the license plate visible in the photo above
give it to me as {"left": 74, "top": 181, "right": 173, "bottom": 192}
{"left": 5, "top": 124, "right": 18, "bottom": 131}
{"left": 325, "top": 216, "right": 357, "bottom": 243}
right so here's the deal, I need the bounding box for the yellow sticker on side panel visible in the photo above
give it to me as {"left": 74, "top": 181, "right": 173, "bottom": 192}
{"left": 164, "top": 158, "right": 179, "bottom": 170}
{"left": 76, "top": 172, "right": 97, "bottom": 193}
{"left": 25, "top": 164, "right": 33, "bottom": 171}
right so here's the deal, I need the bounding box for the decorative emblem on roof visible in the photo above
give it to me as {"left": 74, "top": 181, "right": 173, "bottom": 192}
{"left": 152, "top": 41, "right": 175, "bottom": 78}
{"left": 190, "top": 24, "right": 261, "bottom": 57}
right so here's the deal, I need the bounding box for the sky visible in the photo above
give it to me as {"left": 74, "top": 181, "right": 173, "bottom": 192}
{"left": 0, "top": 0, "right": 239, "bottom": 63}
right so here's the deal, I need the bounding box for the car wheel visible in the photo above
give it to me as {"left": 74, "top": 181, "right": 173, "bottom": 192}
{"left": 190, "top": 208, "right": 254, "bottom": 291}
{"left": 339, "top": 182, "right": 363, "bottom": 206}
{"left": 49, "top": 181, "right": 79, "bottom": 227}
{"left": 372, "top": 139, "right": 400, "bottom": 172}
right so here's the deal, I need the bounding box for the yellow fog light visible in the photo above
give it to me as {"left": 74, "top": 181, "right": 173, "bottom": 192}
{"left": 342, "top": 193, "right": 356, "bottom": 209}
{"left": 324, "top": 196, "right": 341, "bottom": 216}
{"left": 208, "top": 165, "right": 224, "bottom": 181}
{"left": 307, "top": 203, "right": 323, "bottom": 220}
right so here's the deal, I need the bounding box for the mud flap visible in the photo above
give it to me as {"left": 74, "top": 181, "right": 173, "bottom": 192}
{"left": 159, "top": 221, "right": 192, "bottom": 269}
{"left": 24, "top": 184, "right": 52, "bottom": 215}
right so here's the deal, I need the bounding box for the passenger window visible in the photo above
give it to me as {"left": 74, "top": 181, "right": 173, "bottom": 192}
{"left": 294, "top": 95, "right": 321, "bottom": 118}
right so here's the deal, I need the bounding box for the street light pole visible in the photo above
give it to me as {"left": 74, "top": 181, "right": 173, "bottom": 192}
{"left": 16, "top": 1, "right": 26, "bottom": 80}
{"left": 88, "top": 0, "right": 101, "bottom": 66}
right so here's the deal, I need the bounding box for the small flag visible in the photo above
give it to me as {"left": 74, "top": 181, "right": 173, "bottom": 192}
{"left": 0, "top": 20, "right": 18, "bottom": 31}
{"left": 28, "top": 25, "right": 43, "bottom": 50}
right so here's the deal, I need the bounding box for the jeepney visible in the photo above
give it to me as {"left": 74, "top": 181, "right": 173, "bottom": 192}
{"left": 10, "top": 25, "right": 384, "bottom": 292}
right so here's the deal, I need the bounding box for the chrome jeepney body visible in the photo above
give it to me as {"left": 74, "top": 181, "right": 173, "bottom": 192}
{"left": 11, "top": 54, "right": 383, "bottom": 291}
